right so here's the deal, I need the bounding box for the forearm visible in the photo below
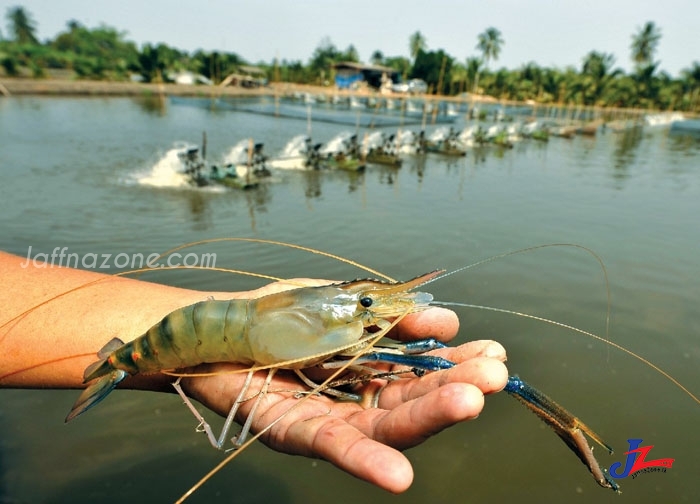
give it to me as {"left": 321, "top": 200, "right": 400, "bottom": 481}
{"left": 0, "top": 251, "right": 222, "bottom": 389}
{"left": 0, "top": 250, "right": 460, "bottom": 397}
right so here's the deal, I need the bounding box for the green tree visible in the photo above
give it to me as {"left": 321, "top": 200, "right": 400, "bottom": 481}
{"left": 539, "top": 67, "right": 565, "bottom": 103}
{"left": 655, "top": 71, "right": 683, "bottom": 110}
{"left": 408, "top": 31, "right": 426, "bottom": 62}
{"left": 464, "top": 57, "right": 481, "bottom": 94}
{"left": 627, "top": 23, "right": 662, "bottom": 108}
{"left": 383, "top": 55, "right": 411, "bottom": 80}
{"left": 487, "top": 67, "right": 514, "bottom": 99}
{"left": 474, "top": 27, "right": 504, "bottom": 93}
{"left": 52, "top": 22, "right": 139, "bottom": 79}
{"left": 680, "top": 62, "right": 700, "bottom": 111}
{"left": 601, "top": 74, "right": 636, "bottom": 107}
{"left": 633, "top": 61, "right": 661, "bottom": 107}
{"left": 308, "top": 37, "right": 343, "bottom": 84}
{"left": 138, "top": 43, "right": 172, "bottom": 82}
{"left": 631, "top": 21, "right": 661, "bottom": 68}
{"left": 6, "top": 5, "right": 38, "bottom": 44}
{"left": 1, "top": 55, "right": 19, "bottom": 75}
{"left": 518, "top": 61, "right": 543, "bottom": 100}
{"left": 370, "top": 50, "right": 384, "bottom": 66}
{"left": 410, "top": 49, "right": 453, "bottom": 94}
{"left": 580, "top": 51, "right": 620, "bottom": 105}
{"left": 450, "top": 62, "right": 466, "bottom": 94}
{"left": 341, "top": 44, "right": 359, "bottom": 62}
{"left": 191, "top": 49, "right": 243, "bottom": 82}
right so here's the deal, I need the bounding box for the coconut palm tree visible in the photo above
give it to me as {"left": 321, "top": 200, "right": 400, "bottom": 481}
{"left": 680, "top": 62, "right": 700, "bottom": 111}
{"left": 473, "top": 27, "right": 504, "bottom": 94}
{"left": 633, "top": 62, "right": 661, "bottom": 107}
{"left": 539, "top": 67, "right": 565, "bottom": 103}
{"left": 450, "top": 62, "right": 467, "bottom": 94}
{"left": 629, "top": 23, "right": 662, "bottom": 107}
{"left": 409, "top": 31, "right": 426, "bottom": 62}
{"left": 477, "top": 27, "right": 504, "bottom": 67}
{"left": 631, "top": 21, "right": 661, "bottom": 68}
{"left": 581, "top": 51, "right": 621, "bottom": 105}
{"left": 464, "top": 57, "right": 481, "bottom": 94}
{"left": 6, "top": 6, "right": 39, "bottom": 44}
{"left": 488, "top": 68, "right": 514, "bottom": 100}
{"left": 519, "top": 61, "right": 544, "bottom": 100}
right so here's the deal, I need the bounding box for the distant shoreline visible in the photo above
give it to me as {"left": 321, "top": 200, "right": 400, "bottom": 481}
{"left": 0, "top": 77, "right": 496, "bottom": 103}
{"left": 5, "top": 78, "right": 691, "bottom": 118}
{"left": 0, "top": 78, "right": 287, "bottom": 97}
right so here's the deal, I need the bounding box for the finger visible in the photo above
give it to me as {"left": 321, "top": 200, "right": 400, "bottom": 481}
{"left": 273, "top": 410, "right": 415, "bottom": 493}
{"left": 437, "top": 339, "right": 507, "bottom": 362}
{"left": 391, "top": 307, "right": 459, "bottom": 342}
{"left": 376, "top": 356, "right": 508, "bottom": 409}
{"left": 357, "top": 382, "right": 486, "bottom": 450}
{"left": 244, "top": 278, "right": 335, "bottom": 298}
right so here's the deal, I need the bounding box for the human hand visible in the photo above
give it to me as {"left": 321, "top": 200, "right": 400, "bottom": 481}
{"left": 179, "top": 279, "right": 509, "bottom": 493}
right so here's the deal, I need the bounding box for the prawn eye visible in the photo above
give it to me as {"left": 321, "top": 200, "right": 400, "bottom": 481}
{"left": 359, "top": 296, "right": 373, "bottom": 308}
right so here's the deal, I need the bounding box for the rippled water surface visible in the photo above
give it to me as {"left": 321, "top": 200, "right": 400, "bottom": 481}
{"left": 1, "top": 96, "right": 699, "bottom": 503}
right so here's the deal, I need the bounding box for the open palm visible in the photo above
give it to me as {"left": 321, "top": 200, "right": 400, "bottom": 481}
{"left": 180, "top": 302, "right": 508, "bottom": 493}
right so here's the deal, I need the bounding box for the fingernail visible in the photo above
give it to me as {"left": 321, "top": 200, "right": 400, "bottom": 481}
{"left": 483, "top": 341, "right": 506, "bottom": 360}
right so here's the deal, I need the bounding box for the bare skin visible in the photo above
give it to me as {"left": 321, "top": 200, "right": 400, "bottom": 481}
{"left": 0, "top": 251, "right": 508, "bottom": 493}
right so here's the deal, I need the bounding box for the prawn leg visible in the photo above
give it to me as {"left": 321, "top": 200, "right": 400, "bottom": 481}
{"left": 234, "top": 369, "right": 276, "bottom": 447}
{"left": 293, "top": 370, "right": 363, "bottom": 401}
{"left": 172, "top": 371, "right": 256, "bottom": 450}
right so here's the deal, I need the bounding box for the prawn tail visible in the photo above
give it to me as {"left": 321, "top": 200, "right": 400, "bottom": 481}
{"left": 65, "top": 368, "right": 128, "bottom": 422}
{"left": 65, "top": 338, "right": 128, "bottom": 423}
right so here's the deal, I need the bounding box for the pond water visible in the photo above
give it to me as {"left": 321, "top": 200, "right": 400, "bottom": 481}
{"left": 0, "top": 96, "right": 699, "bottom": 503}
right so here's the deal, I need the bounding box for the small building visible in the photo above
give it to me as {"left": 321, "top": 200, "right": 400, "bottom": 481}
{"left": 332, "top": 62, "right": 399, "bottom": 90}
{"left": 220, "top": 65, "right": 268, "bottom": 88}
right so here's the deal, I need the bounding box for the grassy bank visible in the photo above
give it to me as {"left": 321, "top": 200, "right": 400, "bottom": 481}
{"left": 0, "top": 77, "right": 484, "bottom": 102}
{"left": 0, "top": 77, "right": 283, "bottom": 97}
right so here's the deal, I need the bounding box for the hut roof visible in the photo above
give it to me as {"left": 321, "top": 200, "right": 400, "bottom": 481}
{"left": 332, "top": 61, "right": 396, "bottom": 74}
{"left": 237, "top": 65, "right": 266, "bottom": 75}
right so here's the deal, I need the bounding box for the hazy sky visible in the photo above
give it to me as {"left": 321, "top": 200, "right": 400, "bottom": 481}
{"left": 3, "top": 0, "right": 698, "bottom": 77}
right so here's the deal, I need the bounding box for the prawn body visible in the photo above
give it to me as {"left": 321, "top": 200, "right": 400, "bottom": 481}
{"left": 65, "top": 266, "right": 623, "bottom": 493}
{"left": 67, "top": 273, "right": 439, "bottom": 422}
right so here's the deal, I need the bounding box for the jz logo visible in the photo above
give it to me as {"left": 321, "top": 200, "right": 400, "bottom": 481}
{"left": 609, "top": 439, "right": 674, "bottom": 479}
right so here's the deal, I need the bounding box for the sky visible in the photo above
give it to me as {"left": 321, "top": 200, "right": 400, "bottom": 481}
{"left": 3, "top": 0, "right": 699, "bottom": 77}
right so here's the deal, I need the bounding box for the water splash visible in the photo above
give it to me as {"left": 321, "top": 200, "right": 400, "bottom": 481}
{"left": 364, "top": 131, "right": 384, "bottom": 149}
{"left": 222, "top": 139, "right": 251, "bottom": 165}
{"left": 321, "top": 132, "right": 353, "bottom": 155}
{"left": 131, "top": 143, "right": 226, "bottom": 192}
{"left": 279, "top": 135, "right": 308, "bottom": 158}
{"left": 136, "top": 146, "right": 192, "bottom": 188}
{"left": 429, "top": 126, "right": 450, "bottom": 142}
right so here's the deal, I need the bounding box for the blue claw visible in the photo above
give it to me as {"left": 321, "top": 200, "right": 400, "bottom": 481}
{"left": 345, "top": 344, "right": 619, "bottom": 492}
{"left": 358, "top": 355, "right": 619, "bottom": 492}
{"left": 400, "top": 338, "right": 448, "bottom": 354}
{"left": 505, "top": 375, "right": 619, "bottom": 493}
{"left": 361, "top": 352, "right": 455, "bottom": 371}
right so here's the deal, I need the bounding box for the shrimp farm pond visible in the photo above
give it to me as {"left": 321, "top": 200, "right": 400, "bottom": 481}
{"left": 0, "top": 95, "right": 699, "bottom": 504}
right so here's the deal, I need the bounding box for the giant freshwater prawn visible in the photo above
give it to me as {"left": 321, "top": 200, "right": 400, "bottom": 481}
{"left": 1, "top": 238, "right": 698, "bottom": 502}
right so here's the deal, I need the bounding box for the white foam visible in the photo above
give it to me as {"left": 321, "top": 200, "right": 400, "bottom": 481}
{"left": 279, "top": 134, "right": 308, "bottom": 158}
{"left": 136, "top": 146, "right": 192, "bottom": 188}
